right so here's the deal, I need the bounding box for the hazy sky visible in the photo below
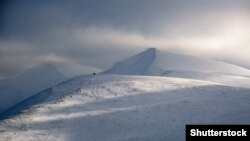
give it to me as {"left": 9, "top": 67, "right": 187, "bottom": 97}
{"left": 0, "top": 0, "right": 250, "bottom": 78}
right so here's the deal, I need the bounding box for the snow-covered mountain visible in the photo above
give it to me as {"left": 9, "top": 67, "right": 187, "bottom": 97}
{"left": 0, "top": 63, "right": 102, "bottom": 115}
{"left": 1, "top": 48, "right": 250, "bottom": 141}
{"left": 104, "top": 48, "right": 250, "bottom": 87}
{"left": 104, "top": 48, "right": 250, "bottom": 76}
{"left": 1, "top": 74, "right": 250, "bottom": 141}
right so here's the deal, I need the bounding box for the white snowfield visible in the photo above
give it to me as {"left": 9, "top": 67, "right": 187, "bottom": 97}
{"left": 1, "top": 74, "right": 250, "bottom": 141}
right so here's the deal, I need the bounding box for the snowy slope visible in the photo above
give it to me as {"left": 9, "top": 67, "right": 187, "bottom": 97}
{"left": 161, "top": 70, "right": 250, "bottom": 88}
{"left": 104, "top": 48, "right": 250, "bottom": 87}
{"left": 1, "top": 74, "right": 250, "bottom": 141}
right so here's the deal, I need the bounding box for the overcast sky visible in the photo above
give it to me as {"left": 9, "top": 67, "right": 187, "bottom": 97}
{"left": 0, "top": 0, "right": 250, "bottom": 78}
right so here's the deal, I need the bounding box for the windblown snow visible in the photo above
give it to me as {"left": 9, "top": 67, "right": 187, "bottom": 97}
{"left": 0, "top": 48, "right": 250, "bottom": 141}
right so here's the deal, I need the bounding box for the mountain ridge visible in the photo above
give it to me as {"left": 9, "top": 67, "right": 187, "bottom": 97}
{"left": 104, "top": 48, "right": 250, "bottom": 76}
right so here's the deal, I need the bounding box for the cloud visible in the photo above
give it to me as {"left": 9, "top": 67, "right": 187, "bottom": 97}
{"left": 73, "top": 22, "right": 250, "bottom": 59}
{"left": 0, "top": 0, "right": 250, "bottom": 78}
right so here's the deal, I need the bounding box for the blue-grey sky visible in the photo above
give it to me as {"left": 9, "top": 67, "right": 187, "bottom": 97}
{"left": 0, "top": 0, "right": 250, "bottom": 78}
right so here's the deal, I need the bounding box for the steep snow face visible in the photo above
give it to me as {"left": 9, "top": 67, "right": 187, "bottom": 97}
{"left": 0, "top": 64, "right": 66, "bottom": 114}
{"left": 103, "top": 48, "right": 156, "bottom": 75}
{"left": 0, "top": 75, "right": 250, "bottom": 141}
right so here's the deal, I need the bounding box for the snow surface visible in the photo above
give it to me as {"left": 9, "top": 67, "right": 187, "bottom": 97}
{"left": 161, "top": 70, "right": 250, "bottom": 88}
{"left": 1, "top": 74, "right": 250, "bottom": 141}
